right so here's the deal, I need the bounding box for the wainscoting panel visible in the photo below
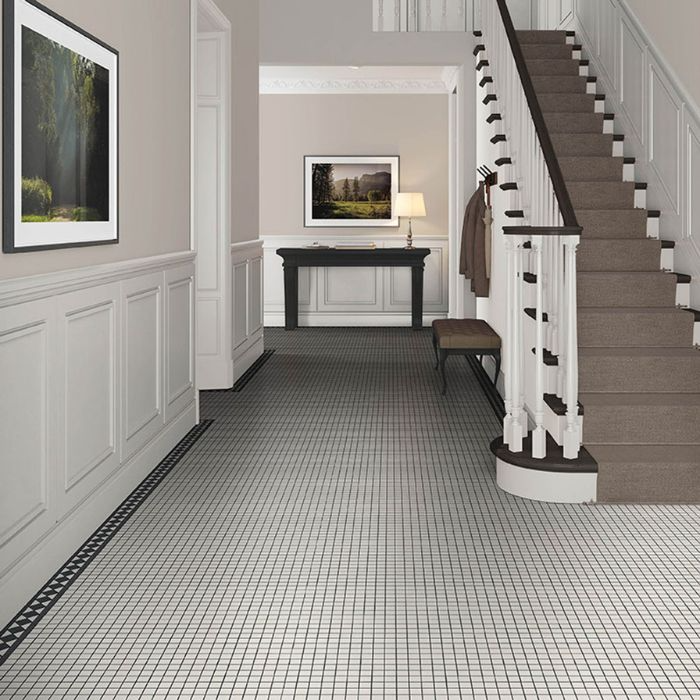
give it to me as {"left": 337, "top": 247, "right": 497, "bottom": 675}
{"left": 232, "top": 262, "right": 248, "bottom": 350}
{"left": 165, "top": 268, "right": 195, "bottom": 423}
{"left": 231, "top": 241, "right": 265, "bottom": 382}
{"left": 248, "top": 256, "right": 263, "bottom": 336}
{"left": 538, "top": 0, "right": 700, "bottom": 308}
{"left": 263, "top": 235, "right": 449, "bottom": 326}
{"left": 122, "top": 274, "right": 163, "bottom": 461}
{"left": 620, "top": 16, "right": 646, "bottom": 145}
{"left": 59, "top": 287, "right": 119, "bottom": 499}
{"left": 649, "top": 64, "right": 681, "bottom": 213}
{"left": 0, "top": 253, "right": 197, "bottom": 629}
{"left": 318, "top": 267, "right": 382, "bottom": 310}
{"left": 0, "top": 300, "right": 51, "bottom": 552}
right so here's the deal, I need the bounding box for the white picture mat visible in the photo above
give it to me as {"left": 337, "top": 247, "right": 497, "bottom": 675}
{"left": 12, "top": 0, "right": 118, "bottom": 248}
{"left": 304, "top": 156, "right": 399, "bottom": 228}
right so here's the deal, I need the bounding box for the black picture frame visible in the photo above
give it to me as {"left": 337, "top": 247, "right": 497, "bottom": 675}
{"left": 3, "top": 0, "right": 119, "bottom": 253}
{"left": 304, "top": 155, "right": 400, "bottom": 228}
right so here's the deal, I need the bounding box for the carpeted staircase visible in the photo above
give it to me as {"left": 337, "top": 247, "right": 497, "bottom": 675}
{"left": 517, "top": 30, "right": 700, "bottom": 503}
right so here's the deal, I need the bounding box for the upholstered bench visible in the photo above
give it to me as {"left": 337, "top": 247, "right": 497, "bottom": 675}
{"left": 431, "top": 319, "right": 501, "bottom": 395}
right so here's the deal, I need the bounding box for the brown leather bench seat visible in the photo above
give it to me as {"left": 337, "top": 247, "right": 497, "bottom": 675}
{"left": 431, "top": 319, "right": 501, "bottom": 395}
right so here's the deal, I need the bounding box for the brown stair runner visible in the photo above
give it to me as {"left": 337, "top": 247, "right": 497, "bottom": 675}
{"left": 516, "top": 30, "right": 700, "bottom": 503}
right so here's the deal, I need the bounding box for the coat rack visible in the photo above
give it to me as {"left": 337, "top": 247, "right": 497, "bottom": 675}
{"left": 478, "top": 165, "right": 497, "bottom": 207}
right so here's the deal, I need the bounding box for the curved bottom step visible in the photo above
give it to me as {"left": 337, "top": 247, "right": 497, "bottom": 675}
{"left": 491, "top": 434, "right": 598, "bottom": 504}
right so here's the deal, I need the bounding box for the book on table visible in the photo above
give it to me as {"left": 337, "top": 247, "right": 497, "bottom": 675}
{"left": 334, "top": 241, "right": 377, "bottom": 250}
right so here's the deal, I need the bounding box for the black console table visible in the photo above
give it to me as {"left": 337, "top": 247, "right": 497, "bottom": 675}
{"left": 276, "top": 248, "right": 431, "bottom": 331}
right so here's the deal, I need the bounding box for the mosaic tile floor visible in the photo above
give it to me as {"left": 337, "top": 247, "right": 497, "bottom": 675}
{"left": 0, "top": 328, "right": 699, "bottom": 699}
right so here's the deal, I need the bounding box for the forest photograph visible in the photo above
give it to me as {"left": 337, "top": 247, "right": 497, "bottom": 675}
{"left": 310, "top": 161, "right": 394, "bottom": 222}
{"left": 21, "top": 26, "right": 110, "bottom": 224}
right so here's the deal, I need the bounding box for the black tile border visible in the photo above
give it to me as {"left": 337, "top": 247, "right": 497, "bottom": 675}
{"left": 0, "top": 419, "right": 213, "bottom": 668}
{"left": 466, "top": 355, "right": 506, "bottom": 421}
{"left": 205, "top": 349, "right": 275, "bottom": 393}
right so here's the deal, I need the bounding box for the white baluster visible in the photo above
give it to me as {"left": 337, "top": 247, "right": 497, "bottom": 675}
{"left": 532, "top": 235, "right": 547, "bottom": 458}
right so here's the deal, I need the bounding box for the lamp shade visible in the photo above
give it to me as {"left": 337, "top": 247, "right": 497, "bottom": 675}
{"left": 395, "top": 192, "right": 426, "bottom": 218}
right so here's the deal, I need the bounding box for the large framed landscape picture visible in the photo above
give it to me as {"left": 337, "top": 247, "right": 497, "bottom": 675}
{"left": 3, "top": 0, "right": 118, "bottom": 252}
{"left": 305, "top": 156, "right": 399, "bottom": 228}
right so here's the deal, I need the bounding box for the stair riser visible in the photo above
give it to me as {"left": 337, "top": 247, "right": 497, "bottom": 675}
{"left": 569, "top": 183, "right": 636, "bottom": 209}
{"left": 597, "top": 463, "right": 700, "bottom": 504}
{"left": 526, "top": 59, "right": 580, "bottom": 76}
{"left": 583, "top": 406, "right": 700, "bottom": 444}
{"left": 544, "top": 113, "right": 605, "bottom": 134}
{"left": 577, "top": 210, "right": 649, "bottom": 239}
{"left": 580, "top": 358, "right": 700, "bottom": 393}
{"left": 577, "top": 241, "right": 661, "bottom": 272}
{"left": 552, "top": 134, "right": 613, "bottom": 157}
{"left": 532, "top": 75, "right": 589, "bottom": 94}
{"left": 578, "top": 275, "right": 677, "bottom": 307}
{"left": 559, "top": 158, "right": 623, "bottom": 182}
{"left": 578, "top": 314, "right": 694, "bottom": 348}
{"left": 537, "top": 93, "right": 599, "bottom": 113}
{"left": 521, "top": 45, "right": 577, "bottom": 60}
{"left": 518, "top": 31, "right": 569, "bottom": 45}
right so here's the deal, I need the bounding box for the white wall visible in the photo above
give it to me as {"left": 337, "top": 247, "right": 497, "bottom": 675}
{"left": 623, "top": 0, "right": 700, "bottom": 113}
{"left": 260, "top": 0, "right": 476, "bottom": 66}
{"left": 260, "top": 93, "right": 451, "bottom": 325}
{"left": 261, "top": 94, "right": 450, "bottom": 239}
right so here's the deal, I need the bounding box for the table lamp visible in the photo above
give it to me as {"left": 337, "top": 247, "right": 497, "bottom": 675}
{"left": 395, "top": 193, "right": 426, "bottom": 249}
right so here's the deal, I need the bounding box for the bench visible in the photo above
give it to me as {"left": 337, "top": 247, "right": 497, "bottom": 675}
{"left": 432, "top": 319, "right": 501, "bottom": 395}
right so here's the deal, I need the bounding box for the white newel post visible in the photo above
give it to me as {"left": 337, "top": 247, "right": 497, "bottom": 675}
{"left": 563, "top": 236, "right": 581, "bottom": 459}
{"left": 503, "top": 236, "right": 514, "bottom": 445}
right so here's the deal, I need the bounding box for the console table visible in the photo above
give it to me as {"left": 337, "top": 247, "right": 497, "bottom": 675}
{"left": 276, "top": 248, "right": 431, "bottom": 330}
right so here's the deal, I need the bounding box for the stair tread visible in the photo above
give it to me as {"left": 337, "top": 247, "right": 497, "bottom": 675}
{"left": 588, "top": 444, "right": 700, "bottom": 463}
{"left": 579, "top": 392, "right": 700, "bottom": 406}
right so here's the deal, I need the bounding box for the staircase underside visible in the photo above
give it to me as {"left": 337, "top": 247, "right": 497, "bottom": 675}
{"left": 515, "top": 30, "right": 700, "bottom": 503}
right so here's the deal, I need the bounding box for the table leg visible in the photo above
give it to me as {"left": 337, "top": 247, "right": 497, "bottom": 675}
{"left": 283, "top": 264, "right": 299, "bottom": 330}
{"left": 411, "top": 264, "right": 425, "bottom": 330}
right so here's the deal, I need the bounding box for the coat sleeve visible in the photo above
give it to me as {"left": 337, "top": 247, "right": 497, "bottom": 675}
{"left": 459, "top": 185, "right": 484, "bottom": 278}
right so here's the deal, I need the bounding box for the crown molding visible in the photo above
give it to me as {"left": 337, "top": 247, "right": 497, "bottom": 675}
{"left": 259, "top": 77, "right": 453, "bottom": 95}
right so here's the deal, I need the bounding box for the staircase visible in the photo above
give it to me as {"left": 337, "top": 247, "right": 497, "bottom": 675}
{"left": 518, "top": 30, "right": 700, "bottom": 503}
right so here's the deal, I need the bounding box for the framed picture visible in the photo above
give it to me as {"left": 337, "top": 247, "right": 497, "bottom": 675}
{"left": 304, "top": 156, "right": 399, "bottom": 228}
{"left": 3, "top": 0, "right": 119, "bottom": 252}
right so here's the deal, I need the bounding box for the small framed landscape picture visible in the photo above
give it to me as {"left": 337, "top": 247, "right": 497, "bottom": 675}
{"left": 3, "top": 0, "right": 119, "bottom": 252}
{"left": 304, "top": 156, "right": 399, "bottom": 228}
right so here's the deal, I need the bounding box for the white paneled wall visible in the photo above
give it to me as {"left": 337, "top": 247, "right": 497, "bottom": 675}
{"left": 538, "top": 0, "right": 700, "bottom": 308}
{"left": 0, "top": 253, "right": 196, "bottom": 628}
{"left": 231, "top": 241, "right": 264, "bottom": 380}
{"left": 263, "top": 236, "right": 448, "bottom": 327}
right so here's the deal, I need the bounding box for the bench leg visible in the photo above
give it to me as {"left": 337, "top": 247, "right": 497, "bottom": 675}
{"left": 432, "top": 333, "right": 439, "bottom": 370}
{"left": 493, "top": 350, "right": 501, "bottom": 388}
{"left": 439, "top": 350, "right": 448, "bottom": 395}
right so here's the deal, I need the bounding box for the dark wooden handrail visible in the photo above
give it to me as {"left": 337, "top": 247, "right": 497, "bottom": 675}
{"left": 494, "top": 0, "right": 581, "bottom": 232}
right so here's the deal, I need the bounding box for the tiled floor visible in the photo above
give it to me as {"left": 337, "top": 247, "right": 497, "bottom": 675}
{"left": 1, "top": 327, "right": 699, "bottom": 699}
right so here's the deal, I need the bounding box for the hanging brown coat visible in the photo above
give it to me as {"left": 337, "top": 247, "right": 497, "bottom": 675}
{"left": 459, "top": 183, "right": 490, "bottom": 298}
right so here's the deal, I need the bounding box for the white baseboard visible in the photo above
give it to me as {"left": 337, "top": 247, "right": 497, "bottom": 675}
{"left": 264, "top": 313, "right": 448, "bottom": 328}
{"left": 0, "top": 402, "right": 196, "bottom": 628}
{"left": 233, "top": 333, "right": 265, "bottom": 382}
{"left": 197, "top": 357, "right": 234, "bottom": 391}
